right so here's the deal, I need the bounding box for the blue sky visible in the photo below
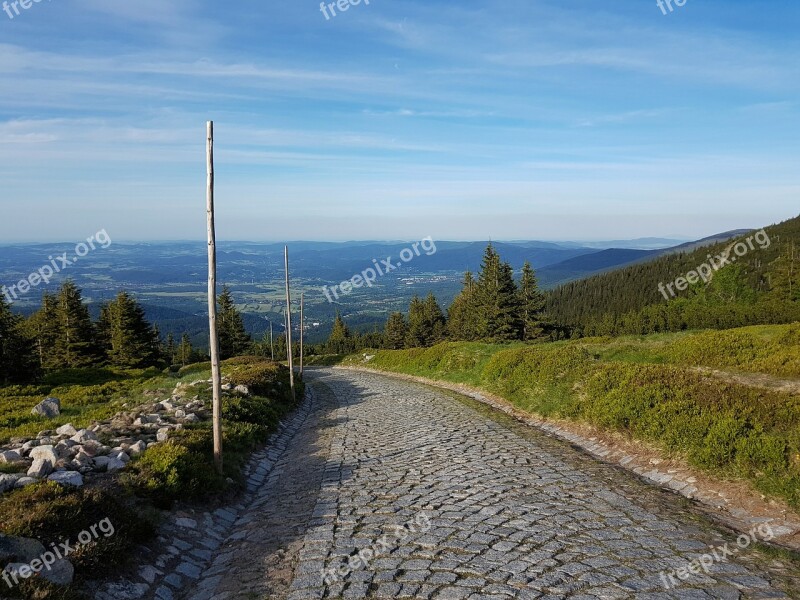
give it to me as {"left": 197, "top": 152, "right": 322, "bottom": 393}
{"left": 0, "top": 0, "right": 798, "bottom": 242}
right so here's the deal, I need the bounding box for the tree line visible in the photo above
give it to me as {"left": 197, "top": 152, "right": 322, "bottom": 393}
{"left": 317, "top": 244, "right": 551, "bottom": 354}
{"left": 0, "top": 281, "right": 253, "bottom": 384}
{"left": 545, "top": 214, "right": 800, "bottom": 337}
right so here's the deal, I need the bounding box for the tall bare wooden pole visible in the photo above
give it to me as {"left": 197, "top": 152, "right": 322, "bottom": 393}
{"left": 284, "top": 246, "right": 296, "bottom": 400}
{"left": 206, "top": 121, "right": 223, "bottom": 475}
{"left": 299, "top": 293, "right": 304, "bottom": 377}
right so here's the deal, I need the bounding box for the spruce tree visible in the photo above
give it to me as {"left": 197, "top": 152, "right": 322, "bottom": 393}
{"left": 97, "top": 291, "right": 160, "bottom": 367}
{"left": 475, "top": 244, "right": 521, "bottom": 341}
{"left": 53, "top": 281, "right": 97, "bottom": 368}
{"left": 447, "top": 272, "right": 480, "bottom": 341}
{"left": 177, "top": 333, "right": 194, "bottom": 366}
{"left": 384, "top": 312, "right": 408, "bottom": 350}
{"left": 218, "top": 286, "right": 251, "bottom": 359}
{"left": 24, "top": 292, "right": 60, "bottom": 370}
{"left": 165, "top": 333, "right": 176, "bottom": 366}
{"left": 424, "top": 293, "right": 447, "bottom": 345}
{"left": 406, "top": 295, "right": 431, "bottom": 348}
{"left": 519, "top": 261, "right": 547, "bottom": 340}
{"left": 0, "top": 296, "right": 34, "bottom": 383}
{"left": 326, "top": 312, "right": 351, "bottom": 354}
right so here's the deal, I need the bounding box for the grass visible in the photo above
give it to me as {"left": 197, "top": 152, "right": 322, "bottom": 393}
{"left": 342, "top": 323, "right": 800, "bottom": 510}
{"left": 0, "top": 368, "right": 163, "bottom": 444}
{"left": 578, "top": 323, "right": 800, "bottom": 378}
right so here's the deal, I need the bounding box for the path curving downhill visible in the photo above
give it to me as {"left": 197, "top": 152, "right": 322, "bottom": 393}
{"left": 184, "top": 368, "right": 798, "bottom": 600}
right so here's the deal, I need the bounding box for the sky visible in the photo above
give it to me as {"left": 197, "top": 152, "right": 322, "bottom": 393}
{"left": 0, "top": 0, "right": 798, "bottom": 243}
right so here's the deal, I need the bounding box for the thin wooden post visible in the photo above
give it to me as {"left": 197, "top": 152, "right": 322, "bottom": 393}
{"left": 284, "top": 246, "right": 295, "bottom": 400}
{"left": 299, "top": 293, "right": 304, "bottom": 377}
{"left": 206, "top": 121, "right": 223, "bottom": 475}
{"left": 270, "top": 320, "right": 274, "bottom": 361}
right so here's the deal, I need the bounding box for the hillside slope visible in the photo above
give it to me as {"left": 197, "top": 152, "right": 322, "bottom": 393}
{"left": 546, "top": 214, "right": 800, "bottom": 335}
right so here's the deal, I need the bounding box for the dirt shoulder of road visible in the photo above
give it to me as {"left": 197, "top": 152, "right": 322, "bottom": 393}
{"left": 334, "top": 365, "right": 800, "bottom": 553}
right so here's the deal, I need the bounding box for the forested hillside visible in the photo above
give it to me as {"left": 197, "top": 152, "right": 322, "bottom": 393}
{"left": 546, "top": 214, "right": 800, "bottom": 336}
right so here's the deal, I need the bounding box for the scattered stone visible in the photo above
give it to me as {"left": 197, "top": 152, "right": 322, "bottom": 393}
{"left": 129, "top": 440, "right": 148, "bottom": 455}
{"left": 27, "top": 458, "right": 53, "bottom": 478}
{"left": 29, "top": 445, "right": 59, "bottom": 464}
{"left": 156, "top": 428, "right": 170, "bottom": 443}
{"left": 31, "top": 397, "right": 61, "bottom": 418}
{"left": 0, "top": 474, "right": 20, "bottom": 493}
{"left": 48, "top": 471, "right": 84, "bottom": 487}
{"left": 71, "top": 429, "right": 98, "bottom": 443}
{"left": 0, "top": 450, "right": 22, "bottom": 464}
{"left": 56, "top": 423, "right": 78, "bottom": 437}
{"left": 234, "top": 385, "right": 250, "bottom": 396}
{"left": 174, "top": 409, "right": 186, "bottom": 419}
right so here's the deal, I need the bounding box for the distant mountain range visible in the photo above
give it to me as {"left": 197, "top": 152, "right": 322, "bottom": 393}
{"left": 0, "top": 229, "right": 760, "bottom": 345}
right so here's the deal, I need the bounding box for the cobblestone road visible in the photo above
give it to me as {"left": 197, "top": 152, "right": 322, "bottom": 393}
{"left": 186, "top": 368, "right": 798, "bottom": 600}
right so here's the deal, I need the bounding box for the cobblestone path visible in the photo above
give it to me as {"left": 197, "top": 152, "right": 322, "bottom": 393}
{"left": 185, "top": 368, "right": 799, "bottom": 600}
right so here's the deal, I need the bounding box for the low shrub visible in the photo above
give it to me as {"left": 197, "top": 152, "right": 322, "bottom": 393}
{"left": 0, "top": 481, "right": 156, "bottom": 587}
{"left": 126, "top": 439, "right": 224, "bottom": 508}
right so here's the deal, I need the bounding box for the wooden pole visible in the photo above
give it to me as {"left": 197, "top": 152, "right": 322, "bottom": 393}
{"left": 206, "top": 121, "right": 223, "bottom": 475}
{"left": 299, "top": 293, "right": 304, "bottom": 377}
{"left": 284, "top": 246, "right": 295, "bottom": 400}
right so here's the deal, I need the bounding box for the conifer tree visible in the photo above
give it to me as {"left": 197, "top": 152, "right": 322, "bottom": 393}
{"left": 0, "top": 296, "right": 34, "bottom": 383}
{"left": 326, "top": 311, "right": 351, "bottom": 354}
{"left": 475, "top": 244, "right": 521, "bottom": 340}
{"left": 177, "top": 333, "right": 194, "bottom": 366}
{"left": 519, "top": 261, "right": 547, "bottom": 340}
{"left": 97, "top": 291, "right": 160, "bottom": 367}
{"left": 165, "top": 332, "right": 176, "bottom": 366}
{"left": 448, "top": 271, "right": 480, "bottom": 341}
{"left": 384, "top": 312, "right": 408, "bottom": 350}
{"left": 53, "top": 281, "right": 97, "bottom": 367}
{"left": 218, "top": 286, "right": 251, "bottom": 359}
{"left": 424, "top": 292, "right": 447, "bottom": 345}
{"left": 406, "top": 295, "right": 431, "bottom": 348}
{"left": 25, "top": 292, "right": 60, "bottom": 370}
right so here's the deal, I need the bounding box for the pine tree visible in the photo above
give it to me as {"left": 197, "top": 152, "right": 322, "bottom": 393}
{"left": 424, "top": 293, "right": 447, "bottom": 345}
{"left": 384, "top": 312, "right": 408, "bottom": 350}
{"left": 519, "top": 262, "right": 547, "bottom": 340}
{"left": 406, "top": 295, "right": 431, "bottom": 348}
{"left": 177, "top": 333, "right": 194, "bottom": 366}
{"left": 448, "top": 271, "right": 480, "bottom": 341}
{"left": 0, "top": 296, "right": 35, "bottom": 383}
{"left": 53, "top": 281, "right": 97, "bottom": 368}
{"left": 474, "top": 244, "right": 521, "bottom": 341}
{"left": 24, "top": 292, "right": 60, "bottom": 370}
{"left": 165, "top": 333, "right": 176, "bottom": 366}
{"left": 218, "top": 286, "right": 251, "bottom": 359}
{"left": 97, "top": 291, "right": 160, "bottom": 367}
{"left": 326, "top": 312, "right": 351, "bottom": 354}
